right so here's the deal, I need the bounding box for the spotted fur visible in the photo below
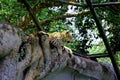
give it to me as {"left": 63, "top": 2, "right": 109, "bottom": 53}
{"left": 49, "top": 30, "right": 73, "bottom": 56}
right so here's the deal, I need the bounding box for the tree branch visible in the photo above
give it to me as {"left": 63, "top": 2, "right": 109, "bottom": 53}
{"left": 0, "top": 24, "right": 117, "bottom": 80}
{"left": 22, "top": 10, "right": 90, "bottom": 29}
{"left": 21, "top": 0, "right": 43, "bottom": 31}
{"left": 40, "top": 10, "right": 90, "bottom": 25}
{"left": 17, "top": 0, "right": 65, "bottom": 29}
{"left": 50, "top": 0, "right": 120, "bottom": 7}
{"left": 17, "top": 0, "right": 120, "bottom": 30}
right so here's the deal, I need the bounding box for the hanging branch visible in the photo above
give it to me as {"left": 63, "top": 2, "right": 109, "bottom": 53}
{"left": 21, "top": 0, "right": 44, "bottom": 31}
{"left": 17, "top": 0, "right": 65, "bottom": 29}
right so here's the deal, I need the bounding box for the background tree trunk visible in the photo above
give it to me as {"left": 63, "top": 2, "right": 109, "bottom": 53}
{"left": 0, "top": 21, "right": 21, "bottom": 80}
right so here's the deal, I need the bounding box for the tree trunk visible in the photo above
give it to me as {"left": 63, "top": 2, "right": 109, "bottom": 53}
{"left": 0, "top": 22, "right": 117, "bottom": 80}
{"left": 0, "top": 21, "right": 21, "bottom": 80}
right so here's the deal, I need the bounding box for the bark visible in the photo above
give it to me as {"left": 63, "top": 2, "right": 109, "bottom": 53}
{"left": 0, "top": 22, "right": 117, "bottom": 80}
{"left": 17, "top": 33, "right": 43, "bottom": 80}
{"left": 0, "top": 21, "right": 21, "bottom": 80}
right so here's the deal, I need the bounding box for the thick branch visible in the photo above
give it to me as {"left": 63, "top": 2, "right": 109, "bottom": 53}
{"left": 17, "top": 34, "right": 43, "bottom": 80}
{"left": 0, "top": 25, "right": 117, "bottom": 80}
{"left": 68, "top": 56, "right": 116, "bottom": 80}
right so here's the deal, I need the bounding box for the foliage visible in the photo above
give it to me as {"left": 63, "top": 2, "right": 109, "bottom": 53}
{"left": 74, "top": 13, "right": 97, "bottom": 53}
{"left": 0, "top": 0, "right": 120, "bottom": 65}
{"left": 115, "top": 51, "right": 120, "bottom": 66}
{"left": 0, "top": 0, "right": 26, "bottom": 24}
{"left": 88, "top": 42, "right": 106, "bottom": 54}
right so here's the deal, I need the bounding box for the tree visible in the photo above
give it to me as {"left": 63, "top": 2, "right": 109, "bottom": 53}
{"left": 0, "top": 0, "right": 119, "bottom": 80}
{"left": 0, "top": 21, "right": 116, "bottom": 80}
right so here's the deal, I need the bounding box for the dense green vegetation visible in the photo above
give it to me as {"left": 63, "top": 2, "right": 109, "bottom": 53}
{"left": 0, "top": 0, "right": 120, "bottom": 65}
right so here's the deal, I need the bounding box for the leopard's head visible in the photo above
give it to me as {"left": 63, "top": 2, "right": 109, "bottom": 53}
{"left": 62, "top": 30, "right": 72, "bottom": 43}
